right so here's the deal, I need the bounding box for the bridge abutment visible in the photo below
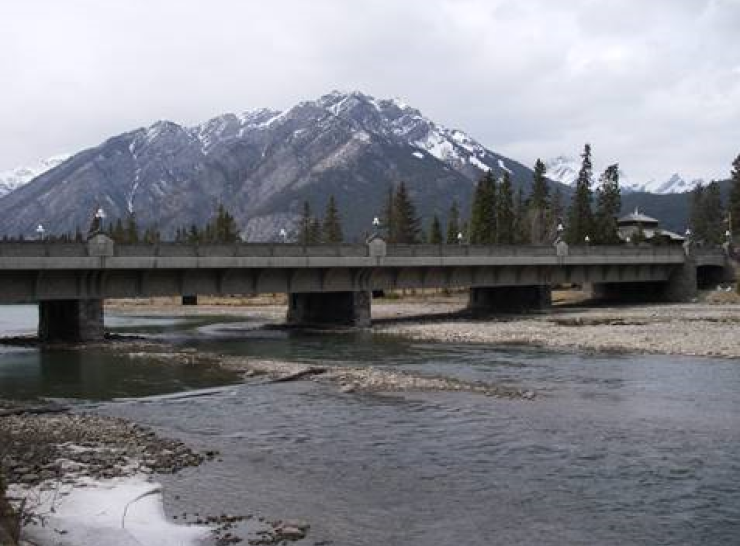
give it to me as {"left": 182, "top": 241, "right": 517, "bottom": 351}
{"left": 468, "top": 285, "right": 552, "bottom": 315}
{"left": 38, "top": 299, "right": 104, "bottom": 342}
{"left": 287, "top": 291, "right": 372, "bottom": 328}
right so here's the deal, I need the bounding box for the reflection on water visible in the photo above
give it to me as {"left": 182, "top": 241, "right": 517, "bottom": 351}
{"left": 1, "top": 307, "right": 739, "bottom": 545}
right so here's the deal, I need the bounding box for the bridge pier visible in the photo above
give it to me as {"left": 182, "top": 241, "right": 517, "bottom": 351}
{"left": 287, "top": 291, "right": 372, "bottom": 328}
{"left": 38, "top": 299, "right": 104, "bottom": 342}
{"left": 468, "top": 285, "right": 552, "bottom": 315}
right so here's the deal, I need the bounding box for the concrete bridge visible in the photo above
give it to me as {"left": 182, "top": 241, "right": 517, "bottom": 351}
{"left": 0, "top": 235, "right": 734, "bottom": 341}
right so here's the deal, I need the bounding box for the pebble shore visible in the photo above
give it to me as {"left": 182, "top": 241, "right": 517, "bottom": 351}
{"left": 377, "top": 303, "right": 740, "bottom": 358}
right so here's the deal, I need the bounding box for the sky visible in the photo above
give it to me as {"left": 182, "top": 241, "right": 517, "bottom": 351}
{"left": 1, "top": 0, "right": 739, "bottom": 183}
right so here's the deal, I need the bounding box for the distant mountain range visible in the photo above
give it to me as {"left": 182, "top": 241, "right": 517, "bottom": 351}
{"left": 0, "top": 154, "right": 70, "bottom": 197}
{"left": 544, "top": 155, "right": 704, "bottom": 195}
{"left": 0, "top": 91, "right": 722, "bottom": 240}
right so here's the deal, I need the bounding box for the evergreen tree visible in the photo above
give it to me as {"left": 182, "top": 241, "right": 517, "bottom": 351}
{"left": 446, "top": 200, "right": 460, "bottom": 244}
{"left": 703, "top": 181, "right": 724, "bottom": 245}
{"left": 690, "top": 184, "right": 707, "bottom": 242}
{"left": 593, "top": 164, "right": 621, "bottom": 244}
{"left": 550, "top": 186, "right": 564, "bottom": 241}
{"left": 566, "top": 143, "right": 595, "bottom": 244}
{"left": 298, "top": 201, "right": 314, "bottom": 245}
{"left": 308, "top": 217, "right": 322, "bottom": 244}
{"left": 497, "top": 172, "right": 515, "bottom": 244}
{"left": 469, "top": 172, "right": 497, "bottom": 244}
{"left": 391, "top": 181, "right": 421, "bottom": 244}
{"left": 528, "top": 158, "right": 551, "bottom": 244}
{"left": 382, "top": 186, "right": 395, "bottom": 242}
{"left": 428, "top": 215, "right": 443, "bottom": 244}
{"left": 187, "top": 224, "right": 200, "bottom": 244}
{"left": 513, "top": 186, "right": 529, "bottom": 244}
{"left": 729, "top": 153, "right": 740, "bottom": 237}
{"left": 125, "top": 213, "right": 139, "bottom": 243}
{"left": 112, "top": 218, "right": 125, "bottom": 242}
{"left": 322, "top": 195, "right": 343, "bottom": 243}
{"left": 217, "top": 204, "right": 239, "bottom": 242}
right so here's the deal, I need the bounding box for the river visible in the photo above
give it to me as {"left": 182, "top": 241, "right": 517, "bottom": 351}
{"left": 1, "top": 304, "right": 739, "bottom": 545}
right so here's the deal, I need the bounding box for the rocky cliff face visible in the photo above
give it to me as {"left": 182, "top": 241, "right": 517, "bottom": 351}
{"left": 0, "top": 91, "right": 539, "bottom": 240}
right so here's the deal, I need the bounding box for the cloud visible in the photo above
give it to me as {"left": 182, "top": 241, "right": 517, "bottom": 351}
{"left": 0, "top": 0, "right": 738, "bottom": 182}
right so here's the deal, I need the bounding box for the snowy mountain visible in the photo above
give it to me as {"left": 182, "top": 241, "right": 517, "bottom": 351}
{"left": 0, "top": 91, "right": 538, "bottom": 240}
{"left": 0, "top": 154, "right": 70, "bottom": 197}
{"left": 544, "top": 155, "right": 703, "bottom": 195}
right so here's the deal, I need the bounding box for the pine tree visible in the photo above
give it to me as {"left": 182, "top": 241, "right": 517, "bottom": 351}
{"left": 322, "top": 195, "right": 343, "bottom": 243}
{"left": 729, "top": 153, "right": 740, "bottom": 237}
{"left": 112, "top": 218, "right": 125, "bottom": 242}
{"left": 469, "top": 172, "right": 497, "bottom": 244}
{"left": 528, "top": 158, "right": 550, "bottom": 244}
{"left": 593, "top": 164, "right": 621, "bottom": 244}
{"left": 125, "top": 213, "right": 139, "bottom": 243}
{"left": 187, "top": 224, "right": 200, "bottom": 244}
{"left": 298, "top": 201, "right": 314, "bottom": 245}
{"left": 497, "top": 172, "right": 515, "bottom": 244}
{"left": 308, "top": 217, "right": 321, "bottom": 244}
{"left": 208, "top": 204, "right": 238, "bottom": 243}
{"left": 513, "top": 186, "right": 529, "bottom": 244}
{"left": 428, "top": 215, "right": 443, "bottom": 244}
{"left": 550, "top": 186, "right": 564, "bottom": 241}
{"left": 566, "top": 143, "right": 595, "bottom": 244}
{"left": 382, "top": 186, "right": 395, "bottom": 242}
{"left": 690, "top": 184, "right": 707, "bottom": 242}
{"left": 446, "top": 200, "right": 460, "bottom": 244}
{"left": 392, "top": 181, "right": 421, "bottom": 244}
{"left": 703, "top": 181, "right": 724, "bottom": 245}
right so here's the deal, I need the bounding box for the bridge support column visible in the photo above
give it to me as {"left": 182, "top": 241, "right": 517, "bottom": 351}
{"left": 38, "top": 299, "right": 104, "bottom": 342}
{"left": 468, "top": 285, "right": 551, "bottom": 315}
{"left": 287, "top": 291, "right": 371, "bottom": 328}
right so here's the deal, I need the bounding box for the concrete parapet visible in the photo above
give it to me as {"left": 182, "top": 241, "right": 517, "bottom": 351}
{"left": 287, "top": 291, "right": 371, "bottom": 328}
{"left": 38, "top": 299, "right": 104, "bottom": 342}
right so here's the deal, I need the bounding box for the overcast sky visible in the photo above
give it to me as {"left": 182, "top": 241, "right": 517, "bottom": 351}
{"left": 1, "top": 0, "right": 739, "bottom": 182}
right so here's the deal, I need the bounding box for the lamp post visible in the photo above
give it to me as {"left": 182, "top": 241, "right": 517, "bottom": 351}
{"left": 685, "top": 228, "right": 692, "bottom": 240}
{"left": 279, "top": 228, "right": 287, "bottom": 243}
{"left": 372, "top": 216, "right": 381, "bottom": 238}
{"left": 457, "top": 232, "right": 463, "bottom": 245}
{"left": 36, "top": 224, "right": 45, "bottom": 241}
{"left": 584, "top": 235, "right": 591, "bottom": 246}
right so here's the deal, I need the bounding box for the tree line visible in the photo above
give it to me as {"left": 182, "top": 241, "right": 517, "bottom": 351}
{"left": 4, "top": 151, "right": 739, "bottom": 246}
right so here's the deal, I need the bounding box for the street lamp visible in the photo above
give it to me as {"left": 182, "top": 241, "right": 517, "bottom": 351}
{"left": 584, "top": 235, "right": 591, "bottom": 245}
{"left": 36, "top": 224, "right": 45, "bottom": 240}
{"left": 685, "top": 228, "right": 692, "bottom": 239}
{"left": 279, "top": 228, "right": 288, "bottom": 243}
{"left": 457, "top": 232, "right": 463, "bottom": 245}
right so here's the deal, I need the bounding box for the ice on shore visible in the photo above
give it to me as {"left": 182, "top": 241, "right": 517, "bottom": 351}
{"left": 13, "top": 475, "right": 211, "bottom": 546}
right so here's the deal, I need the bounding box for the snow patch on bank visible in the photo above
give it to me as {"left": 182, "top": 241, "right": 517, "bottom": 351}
{"left": 12, "top": 475, "right": 211, "bottom": 546}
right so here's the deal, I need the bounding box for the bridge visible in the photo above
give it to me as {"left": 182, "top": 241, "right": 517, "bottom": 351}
{"left": 0, "top": 235, "right": 734, "bottom": 342}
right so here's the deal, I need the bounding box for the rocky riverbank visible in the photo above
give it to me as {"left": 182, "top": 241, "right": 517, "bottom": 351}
{"left": 377, "top": 303, "right": 740, "bottom": 358}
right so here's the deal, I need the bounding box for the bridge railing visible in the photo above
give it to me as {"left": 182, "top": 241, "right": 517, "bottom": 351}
{"left": 0, "top": 241, "right": 696, "bottom": 260}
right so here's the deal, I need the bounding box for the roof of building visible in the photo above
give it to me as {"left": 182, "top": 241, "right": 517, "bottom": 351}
{"left": 617, "top": 207, "right": 660, "bottom": 225}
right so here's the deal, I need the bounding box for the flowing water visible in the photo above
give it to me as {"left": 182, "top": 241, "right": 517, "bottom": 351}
{"left": 1, "top": 305, "right": 739, "bottom": 545}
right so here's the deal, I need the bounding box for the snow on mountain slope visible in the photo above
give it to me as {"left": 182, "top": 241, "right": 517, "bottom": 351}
{"left": 0, "top": 154, "right": 70, "bottom": 196}
{"left": 544, "top": 155, "right": 703, "bottom": 194}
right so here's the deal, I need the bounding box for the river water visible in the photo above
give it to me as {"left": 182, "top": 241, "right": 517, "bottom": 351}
{"left": 1, "top": 305, "right": 739, "bottom": 545}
